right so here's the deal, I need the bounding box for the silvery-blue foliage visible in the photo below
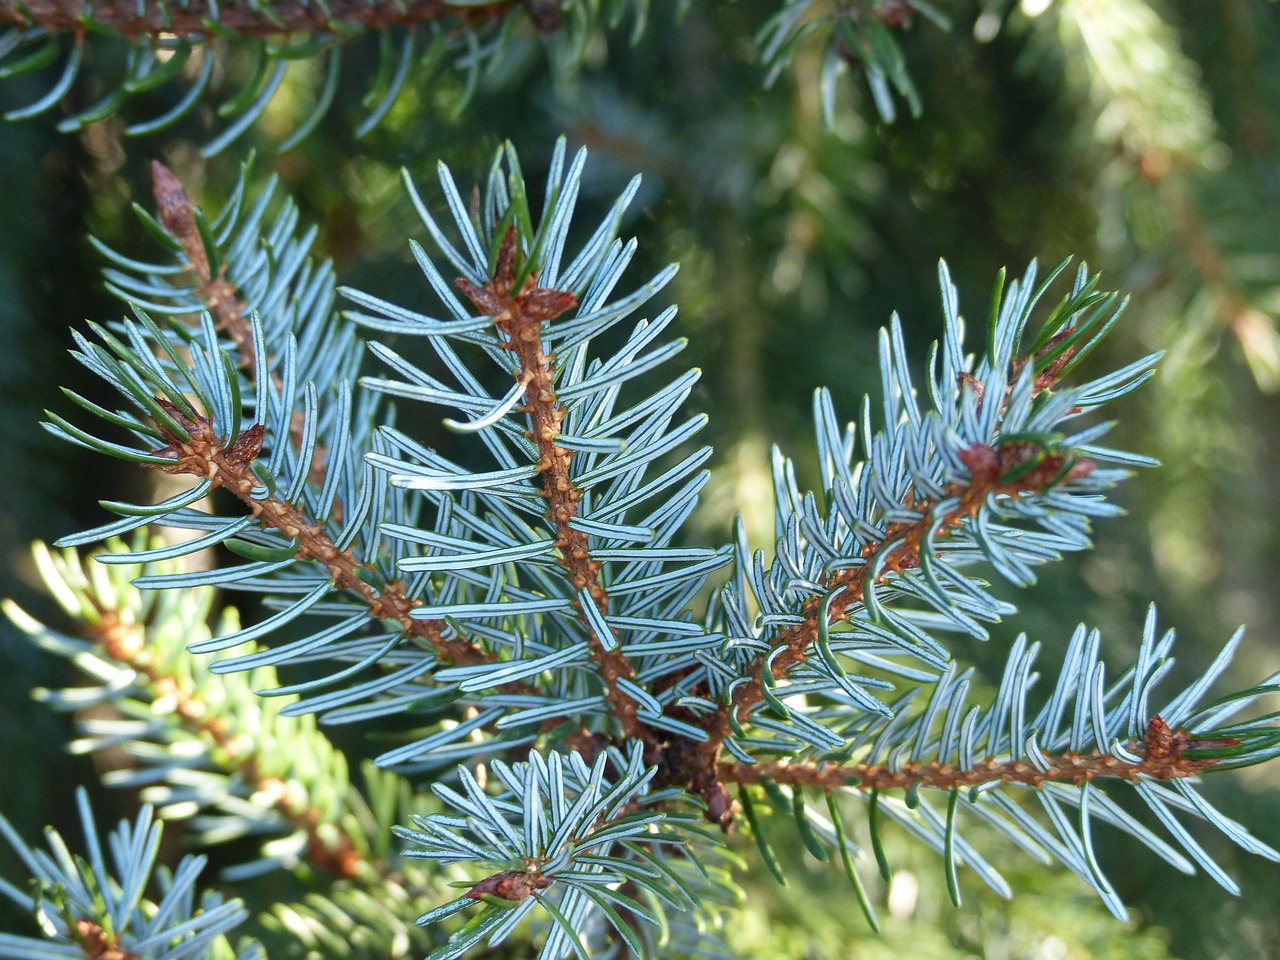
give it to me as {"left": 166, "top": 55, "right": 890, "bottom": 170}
{"left": 0, "top": 789, "right": 259, "bottom": 960}
{"left": 7, "top": 140, "right": 1279, "bottom": 957}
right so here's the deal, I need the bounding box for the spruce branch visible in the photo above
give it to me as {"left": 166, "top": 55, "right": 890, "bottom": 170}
{"left": 680, "top": 315, "right": 1102, "bottom": 818}
{"left": 0, "top": 0, "right": 645, "bottom": 150}
{"left": 703, "top": 434, "right": 1094, "bottom": 754}
{"left": 663, "top": 436, "right": 1098, "bottom": 825}
{"left": 80, "top": 159, "right": 548, "bottom": 713}
{"left": 131, "top": 160, "right": 336, "bottom": 500}
{"left": 394, "top": 744, "right": 734, "bottom": 960}
{"left": 8, "top": 541, "right": 504, "bottom": 957}
{"left": 6, "top": 540, "right": 385, "bottom": 877}
{"left": 0, "top": 789, "right": 259, "bottom": 960}
{"left": 0, "top": 0, "right": 942, "bottom": 158}
{"left": 149, "top": 162, "right": 255, "bottom": 380}
{"left": 117, "top": 653, "right": 361, "bottom": 880}
{"left": 348, "top": 141, "right": 725, "bottom": 761}
{"left": 455, "top": 227, "right": 649, "bottom": 743}
{"left": 719, "top": 715, "right": 1226, "bottom": 793}
{"left": 143, "top": 401, "right": 518, "bottom": 680}
{"left": 31, "top": 142, "right": 1280, "bottom": 953}
{"left": 148, "top": 158, "right": 337, "bottom": 486}
{"left": 0, "top": 0, "right": 516, "bottom": 41}
{"left": 717, "top": 609, "right": 1280, "bottom": 921}
{"left": 40, "top": 552, "right": 367, "bottom": 877}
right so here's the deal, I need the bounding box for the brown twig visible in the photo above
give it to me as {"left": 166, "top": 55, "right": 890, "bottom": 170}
{"left": 670, "top": 440, "right": 1096, "bottom": 816}
{"left": 149, "top": 162, "right": 339, "bottom": 489}
{"left": 0, "top": 1, "right": 516, "bottom": 40}
{"left": 144, "top": 402, "right": 539, "bottom": 692}
{"left": 736, "top": 445, "right": 1088, "bottom": 732}
{"left": 92, "top": 606, "right": 366, "bottom": 878}
{"left": 657, "top": 341, "right": 1096, "bottom": 824}
{"left": 149, "top": 165, "right": 485, "bottom": 670}
{"left": 150, "top": 162, "right": 258, "bottom": 378}
{"left": 141, "top": 168, "right": 554, "bottom": 752}
{"left": 71, "top": 919, "right": 138, "bottom": 960}
{"left": 456, "top": 229, "right": 651, "bottom": 742}
{"left": 719, "top": 716, "right": 1226, "bottom": 794}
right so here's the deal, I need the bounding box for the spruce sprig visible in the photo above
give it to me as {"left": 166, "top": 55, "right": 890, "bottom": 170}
{"left": 8, "top": 142, "right": 1280, "bottom": 957}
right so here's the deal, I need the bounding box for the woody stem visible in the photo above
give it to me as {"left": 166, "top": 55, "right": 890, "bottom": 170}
{"left": 0, "top": 1, "right": 516, "bottom": 39}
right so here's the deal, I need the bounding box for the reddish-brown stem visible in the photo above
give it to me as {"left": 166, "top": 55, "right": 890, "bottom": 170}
{"left": 456, "top": 229, "right": 650, "bottom": 742}
{"left": 654, "top": 440, "right": 1094, "bottom": 826}
{"left": 0, "top": 1, "right": 516, "bottom": 40}
{"left": 70, "top": 918, "right": 138, "bottom": 960}
{"left": 150, "top": 162, "right": 257, "bottom": 378}
{"left": 655, "top": 342, "right": 1095, "bottom": 825}
{"left": 465, "top": 868, "right": 553, "bottom": 904}
{"left": 151, "top": 162, "right": 338, "bottom": 489}
{"left": 144, "top": 404, "right": 537, "bottom": 694}
{"left": 720, "top": 717, "right": 1225, "bottom": 793}
{"left": 699, "top": 440, "right": 1094, "bottom": 756}
{"left": 92, "top": 607, "right": 366, "bottom": 877}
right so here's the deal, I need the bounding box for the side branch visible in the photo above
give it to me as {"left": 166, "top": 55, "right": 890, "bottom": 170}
{"left": 703, "top": 440, "right": 1095, "bottom": 750}
{"left": 720, "top": 717, "right": 1226, "bottom": 792}
{"left": 663, "top": 438, "right": 1092, "bottom": 826}
{"left": 89, "top": 606, "right": 367, "bottom": 878}
{"left": 150, "top": 162, "right": 339, "bottom": 493}
{"left": 145, "top": 403, "right": 532, "bottom": 689}
{"left": 0, "top": 0, "right": 516, "bottom": 40}
{"left": 150, "top": 162, "right": 256, "bottom": 378}
{"left": 456, "top": 230, "right": 650, "bottom": 742}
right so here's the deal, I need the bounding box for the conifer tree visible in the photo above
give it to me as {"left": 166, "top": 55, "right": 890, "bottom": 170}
{"left": 2, "top": 2, "right": 1279, "bottom": 958}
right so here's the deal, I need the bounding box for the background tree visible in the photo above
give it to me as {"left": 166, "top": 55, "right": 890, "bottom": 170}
{"left": 2, "top": 1, "right": 1280, "bottom": 957}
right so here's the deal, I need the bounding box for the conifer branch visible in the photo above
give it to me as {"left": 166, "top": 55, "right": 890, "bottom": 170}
{"left": 139, "top": 167, "right": 545, "bottom": 703}
{"left": 23, "top": 141, "right": 1280, "bottom": 955}
{"left": 699, "top": 440, "right": 1094, "bottom": 759}
{"left": 719, "top": 716, "right": 1228, "bottom": 793}
{"left": 682, "top": 329, "right": 1094, "bottom": 820}
{"left": 147, "top": 161, "right": 332, "bottom": 483}
{"left": 0, "top": 0, "right": 516, "bottom": 41}
{"left": 0, "top": 786, "right": 255, "bottom": 958}
{"left": 149, "top": 161, "right": 255, "bottom": 379}
{"left": 143, "top": 402, "right": 534, "bottom": 690}
{"left": 660, "top": 436, "right": 1095, "bottom": 827}
{"left": 9, "top": 542, "right": 474, "bottom": 955}
{"left": 456, "top": 228, "right": 650, "bottom": 742}
{"left": 83, "top": 601, "right": 368, "bottom": 878}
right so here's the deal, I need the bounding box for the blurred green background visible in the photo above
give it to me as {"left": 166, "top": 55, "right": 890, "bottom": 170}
{"left": 3, "top": 0, "right": 1280, "bottom": 955}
